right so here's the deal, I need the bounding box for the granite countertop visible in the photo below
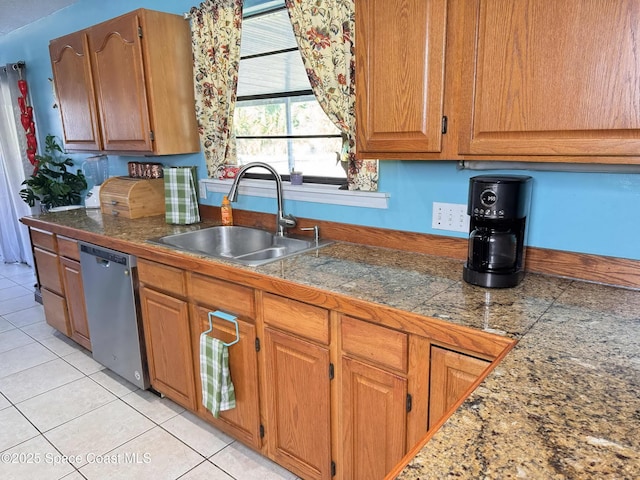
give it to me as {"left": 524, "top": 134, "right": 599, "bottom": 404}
{"left": 24, "top": 211, "right": 640, "bottom": 478}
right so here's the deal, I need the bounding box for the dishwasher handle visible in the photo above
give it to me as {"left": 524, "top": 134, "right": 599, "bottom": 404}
{"left": 80, "top": 243, "right": 131, "bottom": 267}
{"left": 96, "top": 258, "right": 110, "bottom": 267}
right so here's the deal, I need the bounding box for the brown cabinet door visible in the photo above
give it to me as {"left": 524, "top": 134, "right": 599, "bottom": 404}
{"left": 33, "top": 247, "right": 63, "bottom": 295}
{"left": 428, "top": 346, "right": 489, "bottom": 429}
{"left": 191, "top": 305, "right": 261, "bottom": 450}
{"left": 140, "top": 286, "right": 195, "bottom": 409}
{"left": 49, "top": 32, "right": 102, "bottom": 151}
{"left": 341, "top": 356, "right": 407, "bottom": 480}
{"left": 356, "top": 0, "right": 447, "bottom": 156}
{"left": 87, "top": 12, "right": 152, "bottom": 152}
{"left": 41, "top": 287, "right": 71, "bottom": 336}
{"left": 458, "top": 0, "right": 640, "bottom": 158}
{"left": 59, "top": 257, "right": 91, "bottom": 350}
{"left": 263, "top": 328, "right": 331, "bottom": 480}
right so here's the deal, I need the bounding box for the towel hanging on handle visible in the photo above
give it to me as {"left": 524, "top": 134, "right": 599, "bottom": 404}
{"left": 163, "top": 166, "right": 200, "bottom": 224}
{"left": 200, "top": 334, "right": 236, "bottom": 417}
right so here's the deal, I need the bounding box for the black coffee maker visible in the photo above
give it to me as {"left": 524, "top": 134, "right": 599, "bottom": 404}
{"left": 463, "top": 175, "right": 532, "bottom": 288}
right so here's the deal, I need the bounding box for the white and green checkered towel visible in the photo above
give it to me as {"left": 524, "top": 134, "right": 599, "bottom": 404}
{"left": 200, "top": 334, "right": 236, "bottom": 418}
{"left": 164, "top": 166, "right": 200, "bottom": 224}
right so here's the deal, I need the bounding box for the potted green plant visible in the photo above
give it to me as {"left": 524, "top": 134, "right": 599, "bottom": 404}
{"left": 20, "top": 134, "right": 87, "bottom": 211}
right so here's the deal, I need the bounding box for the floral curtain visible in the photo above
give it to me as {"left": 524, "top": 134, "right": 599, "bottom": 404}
{"left": 189, "top": 0, "right": 243, "bottom": 178}
{"left": 285, "top": 0, "right": 378, "bottom": 191}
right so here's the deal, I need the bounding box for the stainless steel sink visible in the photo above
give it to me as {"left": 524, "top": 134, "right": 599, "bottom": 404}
{"left": 147, "top": 226, "right": 332, "bottom": 266}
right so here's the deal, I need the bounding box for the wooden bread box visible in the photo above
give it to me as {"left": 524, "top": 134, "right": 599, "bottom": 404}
{"left": 100, "top": 177, "right": 165, "bottom": 219}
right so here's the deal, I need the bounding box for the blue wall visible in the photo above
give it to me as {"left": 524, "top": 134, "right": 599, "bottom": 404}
{"left": 2, "top": 0, "right": 638, "bottom": 260}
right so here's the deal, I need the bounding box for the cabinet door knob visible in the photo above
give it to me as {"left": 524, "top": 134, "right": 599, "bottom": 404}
{"left": 111, "top": 210, "right": 119, "bottom": 216}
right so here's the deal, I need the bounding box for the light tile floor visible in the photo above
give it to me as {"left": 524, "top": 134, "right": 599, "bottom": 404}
{"left": 0, "top": 262, "right": 299, "bottom": 480}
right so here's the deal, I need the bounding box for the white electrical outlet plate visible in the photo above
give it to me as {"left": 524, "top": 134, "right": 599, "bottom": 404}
{"left": 432, "top": 202, "right": 470, "bottom": 232}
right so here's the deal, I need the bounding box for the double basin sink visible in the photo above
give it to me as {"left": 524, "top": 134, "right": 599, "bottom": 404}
{"left": 148, "top": 226, "right": 332, "bottom": 267}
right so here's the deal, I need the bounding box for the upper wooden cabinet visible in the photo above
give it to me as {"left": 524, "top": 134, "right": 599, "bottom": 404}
{"left": 457, "top": 0, "right": 640, "bottom": 161}
{"left": 356, "top": 0, "right": 640, "bottom": 163}
{"left": 49, "top": 9, "right": 199, "bottom": 155}
{"left": 355, "top": 0, "right": 447, "bottom": 157}
{"left": 49, "top": 33, "right": 101, "bottom": 151}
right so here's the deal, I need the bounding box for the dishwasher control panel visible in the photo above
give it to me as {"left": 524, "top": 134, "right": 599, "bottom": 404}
{"left": 80, "top": 244, "right": 132, "bottom": 266}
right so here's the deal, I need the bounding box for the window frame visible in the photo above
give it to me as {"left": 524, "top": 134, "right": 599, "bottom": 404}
{"left": 234, "top": 4, "right": 345, "bottom": 186}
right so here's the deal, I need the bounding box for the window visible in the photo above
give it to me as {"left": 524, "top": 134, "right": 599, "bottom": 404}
{"left": 234, "top": 1, "right": 345, "bottom": 184}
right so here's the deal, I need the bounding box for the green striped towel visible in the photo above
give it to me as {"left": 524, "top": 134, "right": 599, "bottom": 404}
{"left": 164, "top": 166, "right": 200, "bottom": 224}
{"left": 200, "top": 334, "right": 236, "bottom": 417}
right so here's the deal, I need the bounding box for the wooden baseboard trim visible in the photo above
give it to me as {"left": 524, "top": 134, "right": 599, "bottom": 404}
{"left": 199, "top": 205, "right": 640, "bottom": 289}
{"left": 525, "top": 247, "right": 640, "bottom": 290}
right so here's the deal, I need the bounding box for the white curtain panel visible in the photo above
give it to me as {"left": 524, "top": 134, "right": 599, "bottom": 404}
{"left": 0, "top": 63, "right": 35, "bottom": 266}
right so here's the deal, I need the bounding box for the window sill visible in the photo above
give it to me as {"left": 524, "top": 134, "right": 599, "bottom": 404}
{"left": 199, "top": 178, "right": 389, "bottom": 209}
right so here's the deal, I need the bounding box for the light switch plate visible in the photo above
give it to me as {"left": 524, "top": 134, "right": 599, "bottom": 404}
{"left": 432, "top": 202, "right": 470, "bottom": 232}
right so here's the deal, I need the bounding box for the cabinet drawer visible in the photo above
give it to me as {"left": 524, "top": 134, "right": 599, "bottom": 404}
{"left": 57, "top": 236, "right": 80, "bottom": 261}
{"left": 41, "top": 287, "right": 71, "bottom": 336}
{"left": 138, "top": 259, "right": 187, "bottom": 297}
{"left": 100, "top": 198, "right": 131, "bottom": 218}
{"left": 262, "top": 293, "right": 329, "bottom": 345}
{"left": 341, "top": 315, "right": 408, "bottom": 372}
{"left": 190, "top": 273, "right": 255, "bottom": 320}
{"left": 31, "top": 229, "right": 57, "bottom": 251}
{"left": 34, "top": 247, "right": 63, "bottom": 295}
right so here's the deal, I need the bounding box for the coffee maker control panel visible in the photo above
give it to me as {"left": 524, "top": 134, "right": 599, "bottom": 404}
{"left": 475, "top": 189, "right": 504, "bottom": 216}
{"left": 480, "top": 189, "right": 497, "bottom": 206}
{"left": 473, "top": 207, "right": 506, "bottom": 218}
{"left": 467, "top": 176, "right": 532, "bottom": 220}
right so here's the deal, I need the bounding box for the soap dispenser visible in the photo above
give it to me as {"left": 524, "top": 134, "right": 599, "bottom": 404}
{"left": 221, "top": 195, "right": 233, "bottom": 226}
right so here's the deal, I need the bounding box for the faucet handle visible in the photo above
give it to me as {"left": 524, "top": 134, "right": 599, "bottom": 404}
{"left": 300, "top": 225, "right": 320, "bottom": 244}
{"left": 279, "top": 213, "right": 297, "bottom": 231}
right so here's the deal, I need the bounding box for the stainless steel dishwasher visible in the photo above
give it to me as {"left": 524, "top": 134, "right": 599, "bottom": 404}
{"left": 79, "top": 242, "right": 149, "bottom": 389}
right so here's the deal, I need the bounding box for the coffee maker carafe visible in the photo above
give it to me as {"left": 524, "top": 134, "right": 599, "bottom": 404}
{"left": 463, "top": 175, "right": 532, "bottom": 288}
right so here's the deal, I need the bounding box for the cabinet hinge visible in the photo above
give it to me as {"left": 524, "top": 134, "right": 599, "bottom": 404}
{"left": 138, "top": 26, "right": 143, "bottom": 38}
{"left": 260, "top": 424, "right": 265, "bottom": 438}
{"left": 255, "top": 337, "right": 260, "bottom": 352}
{"left": 149, "top": 130, "right": 154, "bottom": 142}
{"left": 441, "top": 116, "right": 448, "bottom": 134}
{"left": 406, "top": 393, "right": 412, "bottom": 413}
{"left": 329, "top": 363, "right": 334, "bottom": 380}
{"left": 331, "top": 461, "right": 336, "bottom": 477}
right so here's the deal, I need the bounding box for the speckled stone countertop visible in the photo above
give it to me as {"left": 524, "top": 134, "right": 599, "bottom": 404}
{"left": 24, "top": 211, "right": 640, "bottom": 479}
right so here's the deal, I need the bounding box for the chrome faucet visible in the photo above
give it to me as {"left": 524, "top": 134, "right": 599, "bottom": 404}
{"left": 227, "top": 162, "right": 297, "bottom": 237}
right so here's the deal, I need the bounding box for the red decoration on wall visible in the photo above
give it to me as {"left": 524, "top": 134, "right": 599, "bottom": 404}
{"left": 16, "top": 66, "right": 38, "bottom": 174}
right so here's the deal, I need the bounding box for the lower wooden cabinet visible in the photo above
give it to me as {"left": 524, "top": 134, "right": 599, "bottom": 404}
{"left": 33, "top": 240, "right": 71, "bottom": 336}
{"left": 190, "top": 304, "right": 261, "bottom": 450}
{"left": 59, "top": 257, "right": 91, "bottom": 350}
{"left": 31, "top": 231, "right": 89, "bottom": 344}
{"left": 341, "top": 357, "right": 407, "bottom": 480}
{"left": 139, "top": 285, "right": 196, "bottom": 410}
{"left": 263, "top": 327, "right": 332, "bottom": 480}
{"left": 131, "top": 258, "right": 502, "bottom": 480}
{"left": 21, "top": 226, "right": 514, "bottom": 480}
{"left": 40, "top": 287, "right": 71, "bottom": 336}
{"left": 340, "top": 314, "right": 409, "bottom": 480}
{"left": 429, "top": 346, "right": 490, "bottom": 429}
{"left": 33, "top": 246, "right": 64, "bottom": 294}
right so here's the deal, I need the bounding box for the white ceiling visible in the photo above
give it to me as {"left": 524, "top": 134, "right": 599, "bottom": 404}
{"left": 0, "top": 0, "right": 80, "bottom": 36}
